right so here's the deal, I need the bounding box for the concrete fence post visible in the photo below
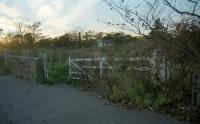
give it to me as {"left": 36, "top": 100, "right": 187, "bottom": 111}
{"left": 39, "top": 53, "right": 48, "bottom": 81}
{"left": 150, "top": 49, "right": 171, "bottom": 85}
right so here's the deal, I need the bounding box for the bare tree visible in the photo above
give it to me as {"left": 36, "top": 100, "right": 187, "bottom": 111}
{"left": 71, "top": 26, "right": 86, "bottom": 42}
{"left": 28, "top": 21, "right": 43, "bottom": 43}
{"left": 16, "top": 20, "right": 42, "bottom": 45}
{"left": 101, "top": 0, "right": 200, "bottom": 35}
{"left": 16, "top": 21, "right": 29, "bottom": 44}
{"left": 163, "top": 0, "right": 200, "bottom": 19}
{"left": 101, "top": 0, "right": 166, "bottom": 35}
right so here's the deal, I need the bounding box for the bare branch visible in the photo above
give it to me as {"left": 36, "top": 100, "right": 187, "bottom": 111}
{"left": 102, "top": 0, "right": 161, "bottom": 35}
{"left": 163, "top": 0, "right": 200, "bottom": 18}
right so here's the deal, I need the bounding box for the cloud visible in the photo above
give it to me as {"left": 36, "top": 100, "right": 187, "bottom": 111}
{"left": 0, "top": 2, "right": 21, "bottom": 18}
{"left": 29, "top": 0, "right": 64, "bottom": 19}
{"left": 0, "top": 17, "right": 16, "bottom": 34}
{"left": 45, "top": 0, "right": 100, "bottom": 35}
{"left": 0, "top": 2, "right": 23, "bottom": 34}
{"left": 37, "top": 4, "right": 58, "bottom": 18}
{"left": 0, "top": 0, "right": 103, "bottom": 37}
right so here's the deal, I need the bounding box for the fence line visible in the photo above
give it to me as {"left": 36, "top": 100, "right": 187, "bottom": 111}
{"left": 68, "top": 56, "right": 151, "bottom": 80}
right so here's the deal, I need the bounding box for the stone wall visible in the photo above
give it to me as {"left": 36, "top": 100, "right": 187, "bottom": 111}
{"left": 6, "top": 55, "right": 45, "bottom": 82}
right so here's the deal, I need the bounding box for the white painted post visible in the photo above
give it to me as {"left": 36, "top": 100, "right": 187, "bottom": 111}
{"left": 150, "top": 49, "right": 171, "bottom": 84}
{"left": 100, "top": 58, "right": 103, "bottom": 78}
{"left": 100, "top": 57, "right": 107, "bottom": 78}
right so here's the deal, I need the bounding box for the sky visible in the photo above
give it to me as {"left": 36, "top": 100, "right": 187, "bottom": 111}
{"left": 0, "top": 0, "right": 136, "bottom": 37}
{"left": 0, "top": 0, "right": 199, "bottom": 37}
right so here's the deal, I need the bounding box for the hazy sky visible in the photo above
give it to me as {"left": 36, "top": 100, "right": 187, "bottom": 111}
{"left": 0, "top": 0, "right": 137, "bottom": 37}
{"left": 0, "top": 0, "right": 198, "bottom": 37}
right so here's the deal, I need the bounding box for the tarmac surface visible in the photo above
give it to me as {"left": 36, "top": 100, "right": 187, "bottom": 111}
{"left": 0, "top": 75, "right": 191, "bottom": 124}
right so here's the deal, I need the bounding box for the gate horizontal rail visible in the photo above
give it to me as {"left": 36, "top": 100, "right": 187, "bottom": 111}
{"left": 69, "top": 56, "right": 150, "bottom": 80}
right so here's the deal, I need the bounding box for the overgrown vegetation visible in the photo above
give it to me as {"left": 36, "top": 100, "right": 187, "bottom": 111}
{"left": 93, "top": 65, "right": 169, "bottom": 109}
{"left": 45, "top": 64, "right": 69, "bottom": 85}
{"left": 0, "top": 0, "right": 199, "bottom": 122}
{"left": 0, "top": 60, "right": 10, "bottom": 75}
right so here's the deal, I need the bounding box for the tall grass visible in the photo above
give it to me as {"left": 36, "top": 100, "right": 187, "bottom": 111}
{"left": 97, "top": 68, "right": 169, "bottom": 108}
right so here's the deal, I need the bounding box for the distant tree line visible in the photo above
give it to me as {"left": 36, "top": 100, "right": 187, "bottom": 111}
{"left": 0, "top": 26, "right": 137, "bottom": 49}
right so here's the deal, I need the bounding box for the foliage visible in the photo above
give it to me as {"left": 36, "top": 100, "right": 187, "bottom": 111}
{"left": 153, "top": 95, "right": 168, "bottom": 108}
{"left": 110, "top": 86, "right": 128, "bottom": 103}
{"left": 0, "top": 60, "right": 11, "bottom": 75}
{"left": 102, "top": 32, "right": 136, "bottom": 45}
{"left": 149, "top": 18, "right": 168, "bottom": 38}
{"left": 35, "top": 38, "right": 54, "bottom": 48}
{"left": 45, "top": 64, "right": 69, "bottom": 85}
{"left": 99, "top": 67, "right": 169, "bottom": 108}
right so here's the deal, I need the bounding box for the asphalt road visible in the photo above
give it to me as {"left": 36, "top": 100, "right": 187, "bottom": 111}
{"left": 0, "top": 75, "right": 191, "bottom": 124}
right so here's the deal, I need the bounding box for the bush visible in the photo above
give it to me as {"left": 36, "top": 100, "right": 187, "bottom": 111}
{"left": 45, "top": 64, "right": 69, "bottom": 85}
{"left": 143, "top": 93, "right": 155, "bottom": 107}
{"left": 153, "top": 95, "right": 169, "bottom": 108}
{"left": 127, "top": 80, "right": 156, "bottom": 107}
{"left": 101, "top": 70, "right": 130, "bottom": 102}
{"left": 110, "top": 86, "right": 128, "bottom": 103}
{"left": 0, "top": 60, "right": 11, "bottom": 75}
{"left": 101, "top": 68, "right": 169, "bottom": 109}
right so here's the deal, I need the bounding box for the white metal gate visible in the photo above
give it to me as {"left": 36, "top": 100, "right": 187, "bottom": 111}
{"left": 68, "top": 56, "right": 151, "bottom": 80}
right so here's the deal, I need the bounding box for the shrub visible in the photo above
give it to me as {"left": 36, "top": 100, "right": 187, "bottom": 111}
{"left": 101, "top": 68, "right": 170, "bottom": 109}
{"left": 0, "top": 60, "right": 11, "bottom": 75}
{"left": 143, "top": 93, "right": 155, "bottom": 107}
{"left": 127, "top": 80, "right": 155, "bottom": 107}
{"left": 110, "top": 86, "right": 128, "bottom": 103}
{"left": 153, "top": 95, "right": 169, "bottom": 108}
{"left": 102, "top": 70, "right": 130, "bottom": 102}
{"left": 45, "top": 64, "right": 69, "bottom": 84}
{"left": 102, "top": 67, "right": 157, "bottom": 107}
